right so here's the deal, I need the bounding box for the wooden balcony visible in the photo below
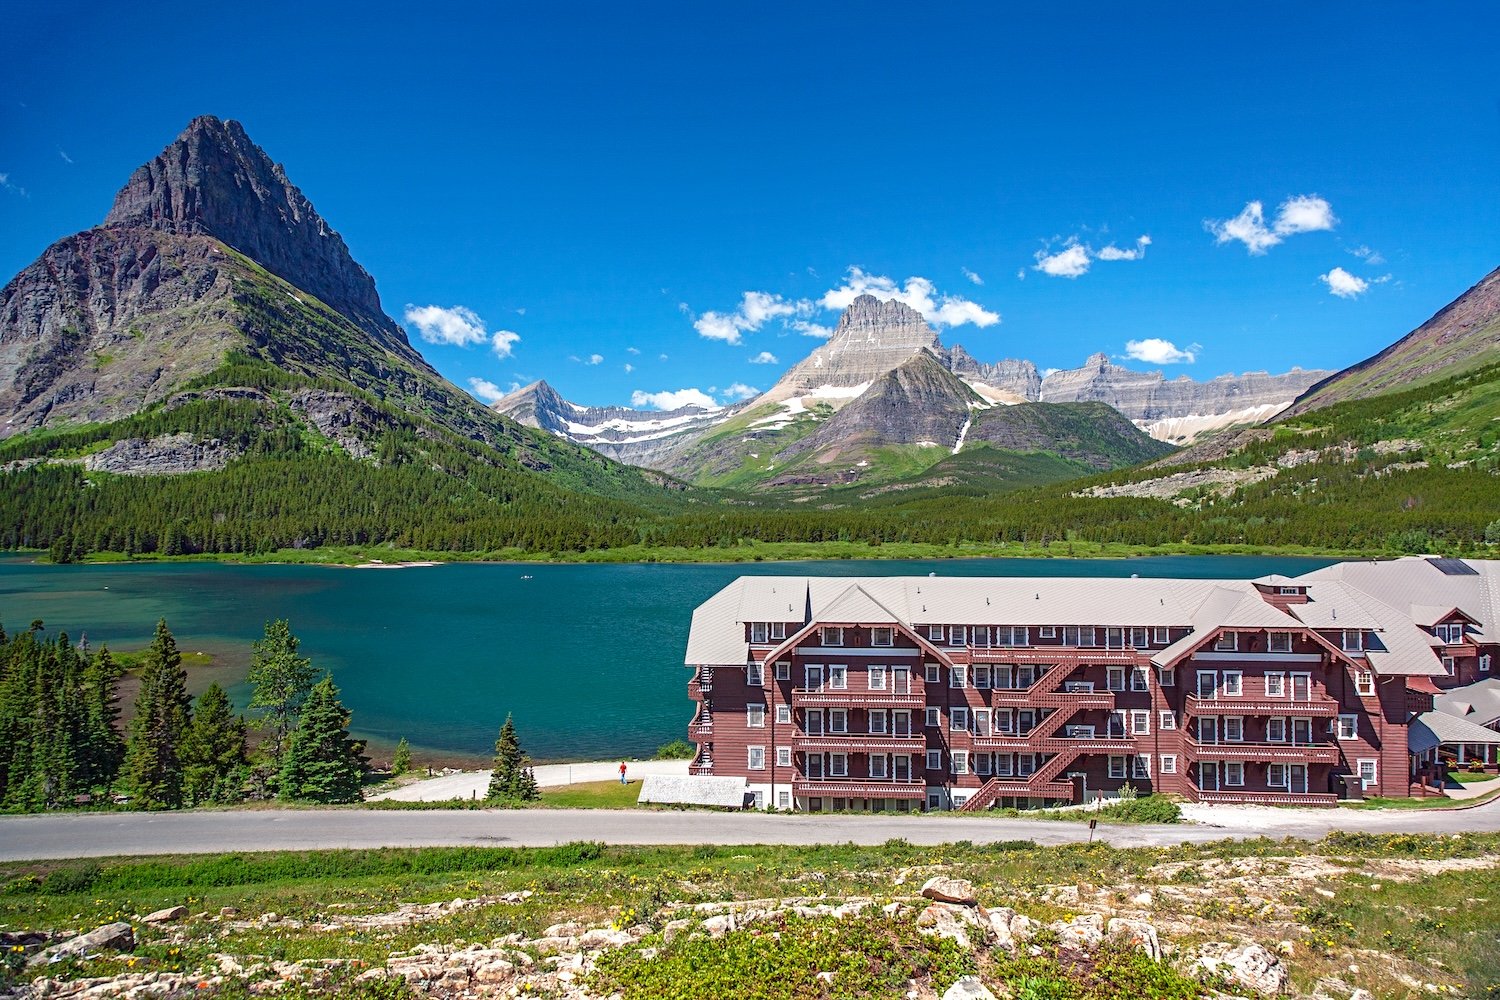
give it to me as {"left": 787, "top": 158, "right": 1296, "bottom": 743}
{"left": 989, "top": 688, "right": 1117, "bottom": 710}
{"left": 792, "top": 779, "right": 927, "bottom": 800}
{"left": 958, "top": 776, "right": 1077, "bottom": 810}
{"left": 1194, "top": 789, "right": 1338, "bottom": 807}
{"left": 1186, "top": 739, "right": 1341, "bottom": 764}
{"left": 792, "top": 733, "right": 927, "bottom": 753}
{"left": 688, "top": 678, "right": 710, "bottom": 700}
{"left": 790, "top": 687, "right": 925, "bottom": 709}
{"left": 690, "top": 715, "right": 713, "bottom": 737}
{"left": 964, "top": 647, "right": 1142, "bottom": 667}
{"left": 1185, "top": 694, "right": 1339, "bottom": 717}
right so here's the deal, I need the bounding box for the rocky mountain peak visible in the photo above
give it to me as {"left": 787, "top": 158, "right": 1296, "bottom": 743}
{"left": 760, "top": 295, "right": 941, "bottom": 404}
{"left": 103, "top": 115, "right": 408, "bottom": 351}
{"left": 829, "top": 295, "right": 940, "bottom": 350}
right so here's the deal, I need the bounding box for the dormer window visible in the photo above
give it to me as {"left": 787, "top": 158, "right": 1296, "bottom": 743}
{"left": 1278, "top": 586, "right": 1303, "bottom": 596}
{"left": 822, "top": 626, "right": 844, "bottom": 646}
{"left": 1437, "top": 623, "right": 1464, "bottom": 645}
{"left": 1214, "top": 632, "right": 1238, "bottom": 652}
{"left": 750, "top": 622, "right": 768, "bottom": 644}
{"left": 871, "top": 626, "right": 893, "bottom": 647}
{"left": 770, "top": 622, "right": 786, "bottom": 640}
{"left": 1341, "top": 630, "right": 1365, "bottom": 652}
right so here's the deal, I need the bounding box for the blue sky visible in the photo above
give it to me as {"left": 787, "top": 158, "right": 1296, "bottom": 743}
{"left": 3, "top": 3, "right": 1497, "bottom": 410}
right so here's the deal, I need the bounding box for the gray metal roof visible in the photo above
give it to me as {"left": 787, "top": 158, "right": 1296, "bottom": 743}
{"left": 1434, "top": 678, "right": 1500, "bottom": 729}
{"left": 1408, "top": 710, "right": 1500, "bottom": 755}
{"left": 1300, "top": 557, "right": 1500, "bottom": 642}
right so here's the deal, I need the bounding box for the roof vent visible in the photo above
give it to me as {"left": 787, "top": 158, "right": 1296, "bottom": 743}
{"left": 1427, "top": 557, "right": 1478, "bottom": 576}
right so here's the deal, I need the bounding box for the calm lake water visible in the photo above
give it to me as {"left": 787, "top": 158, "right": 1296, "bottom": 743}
{"left": 0, "top": 554, "right": 1337, "bottom": 762}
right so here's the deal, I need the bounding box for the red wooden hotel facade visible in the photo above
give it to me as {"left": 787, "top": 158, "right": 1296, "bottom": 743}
{"left": 684, "top": 560, "right": 1497, "bottom": 810}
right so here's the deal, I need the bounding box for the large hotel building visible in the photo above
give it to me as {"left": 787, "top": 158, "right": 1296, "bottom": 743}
{"left": 683, "top": 557, "right": 1500, "bottom": 810}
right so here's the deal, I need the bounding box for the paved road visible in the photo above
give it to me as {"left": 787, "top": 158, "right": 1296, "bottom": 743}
{"left": 1, "top": 797, "right": 1496, "bottom": 861}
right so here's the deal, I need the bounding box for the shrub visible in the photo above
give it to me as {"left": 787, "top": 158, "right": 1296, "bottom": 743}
{"left": 653, "top": 739, "right": 695, "bottom": 760}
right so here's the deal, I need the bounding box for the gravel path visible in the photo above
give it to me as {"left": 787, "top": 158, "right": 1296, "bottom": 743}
{"left": 369, "top": 760, "right": 691, "bottom": 802}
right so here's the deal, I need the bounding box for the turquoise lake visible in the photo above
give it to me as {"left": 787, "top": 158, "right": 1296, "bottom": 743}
{"left": 0, "top": 555, "right": 1337, "bottom": 762}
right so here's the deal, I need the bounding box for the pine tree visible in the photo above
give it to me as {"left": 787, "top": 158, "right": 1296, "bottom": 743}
{"left": 391, "top": 737, "right": 412, "bottom": 777}
{"left": 247, "top": 620, "right": 317, "bottom": 776}
{"left": 122, "top": 619, "right": 193, "bottom": 809}
{"left": 277, "top": 675, "right": 365, "bottom": 803}
{"left": 487, "top": 714, "right": 539, "bottom": 801}
{"left": 80, "top": 646, "right": 125, "bottom": 792}
{"left": 182, "top": 683, "right": 248, "bottom": 806}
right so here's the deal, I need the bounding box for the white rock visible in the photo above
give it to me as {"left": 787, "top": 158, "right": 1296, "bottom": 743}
{"left": 945, "top": 975, "right": 1000, "bottom": 1000}
{"left": 1107, "top": 917, "right": 1162, "bottom": 961}
{"left": 143, "top": 906, "right": 188, "bottom": 924}
{"left": 702, "top": 914, "right": 736, "bottom": 938}
{"left": 1050, "top": 913, "right": 1104, "bottom": 950}
{"left": 922, "top": 876, "right": 978, "bottom": 906}
{"left": 1192, "top": 942, "right": 1289, "bottom": 996}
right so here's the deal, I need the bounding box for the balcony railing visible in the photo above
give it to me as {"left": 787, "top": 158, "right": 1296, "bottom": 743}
{"left": 1186, "top": 739, "right": 1340, "bottom": 764}
{"left": 791, "top": 779, "right": 927, "bottom": 800}
{"left": 1185, "top": 694, "right": 1339, "bottom": 717}
{"left": 1195, "top": 788, "right": 1338, "bottom": 807}
{"left": 988, "top": 688, "right": 1117, "bottom": 710}
{"left": 790, "top": 687, "right": 925, "bottom": 709}
{"left": 793, "top": 732, "right": 927, "bottom": 753}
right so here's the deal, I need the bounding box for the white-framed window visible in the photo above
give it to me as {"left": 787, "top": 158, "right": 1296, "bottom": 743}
{"left": 995, "top": 710, "right": 1013, "bottom": 733}
{"left": 775, "top": 661, "right": 790, "bottom": 681}
{"left": 1354, "top": 670, "right": 1375, "bottom": 696}
{"left": 1160, "top": 667, "right": 1176, "bottom": 687}
{"left": 1040, "top": 626, "right": 1057, "bottom": 639}
{"left": 777, "top": 789, "right": 790, "bottom": 808}
{"left": 1437, "top": 623, "right": 1464, "bottom": 644}
{"left": 870, "top": 755, "right": 888, "bottom": 779}
{"left": 1269, "top": 632, "right": 1292, "bottom": 653}
{"left": 1106, "top": 627, "right": 1126, "bottom": 649}
{"left": 1160, "top": 754, "right": 1178, "bottom": 775}
{"left": 1154, "top": 626, "right": 1170, "bottom": 644}
{"left": 752, "top": 790, "right": 765, "bottom": 809}
{"left": 1341, "top": 629, "right": 1364, "bottom": 652}
{"left": 926, "top": 625, "right": 945, "bottom": 642}
{"left": 1131, "top": 710, "right": 1151, "bottom": 735}
{"left": 996, "top": 626, "right": 1030, "bottom": 647}
{"left": 1214, "top": 632, "right": 1238, "bottom": 651}
{"left": 1107, "top": 667, "right": 1127, "bottom": 692}
{"left": 748, "top": 746, "right": 765, "bottom": 770}
{"left": 1223, "top": 716, "right": 1244, "bottom": 742}
{"left": 924, "top": 663, "right": 941, "bottom": 684}
{"left": 871, "top": 626, "right": 893, "bottom": 647}
{"left": 823, "top": 626, "right": 845, "bottom": 646}
{"left": 950, "top": 665, "right": 968, "bottom": 689}
{"left": 1196, "top": 670, "right": 1217, "bottom": 698}
{"left": 1224, "top": 761, "right": 1245, "bottom": 786}
{"left": 829, "top": 664, "right": 847, "bottom": 690}
{"left": 1356, "top": 758, "right": 1378, "bottom": 789}
{"left": 974, "top": 665, "right": 991, "bottom": 689}
{"left": 948, "top": 626, "right": 967, "bottom": 647}
{"left": 830, "top": 753, "right": 848, "bottom": 777}
{"left": 1278, "top": 586, "right": 1302, "bottom": 596}
{"left": 868, "top": 665, "right": 887, "bottom": 690}
{"left": 996, "top": 754, "right": 1014, "bottom": 776}
{"left": 869, "top": 709, "right": 888, "bottom": 735}
{"left": 1442, "top": 656, "right": 1456, "bottom": 676}
{"left": 1267, "top": 762, "right": 1288, "bottom": 788}
{"left": 926, "top": 749, "right": 942, "bottom": 771}
{"left": 750, "top": 622, "right": 768, "bottom": 643}
{"left": 776, "top": 746, "right": 791, "bottom": 767}
{"left": 1017, "top": 754, "right": 1036, "bottom": 776}
{"left": 1267, "top": 717, "right": 1286, "bottom": 742}
{"left": 829, "top": 708, "right": 848, "bottom": 734}
{"left": 950, "top": 707, "right": 969, "bottom": 732}
{"left": 747, "top": 662, "right": 764, "bottom": 687}
{"left": 1134, "top": 755, "right": 1151, "bottom": 779}
{"left": 1337, "top": 714, "right": 1358, "bottom": 740}
{"left": 1131, "top": 627, "right": 1149, "bottom": 648}
{"left": 951, "top": 750, "right": 969, "bottom": 775}
{"left": 776, "top": 704, "right": 791, "bottom": 724}
{"left": 747, "top": 704, "right": 765, "bottom": 728}
{"left": 1159, "top": 710, "right": 1176, "bottom": 731}
{"left": 974, "top": 753, "right": 991, "bottom": 776}
{"left": 1221, "top": 671, "right": 1243, "bottom": 696}
{"left": 925, "top": 707, "right": 941, "bottom": 728}
{"left": 1482, "top": 654, "right": 1492, "bottom": 674}
{"left": 972, "top": 626, "right": 992, "bottom": 648}
{"left": 1063, "top": 626, "right": 1097, "bottom": 647}
{"left": 770, "top": 622, "right": 786, "bottom": 640}
{"left": 1265, "top": 671, "right": 1286, "bottom": 697}
{"left": 1108, "top": 755, "right": 1126, "bottom": 778}
{"left": 1131, "top": 667, "right": 1149, "bottom": 692}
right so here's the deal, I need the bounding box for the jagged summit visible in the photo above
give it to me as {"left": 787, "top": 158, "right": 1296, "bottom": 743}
{"left": 103, "top": 115, "right": 409, "bottom": 354}
{"left": 760, "top": 295, "right": 942, "bottom": 405}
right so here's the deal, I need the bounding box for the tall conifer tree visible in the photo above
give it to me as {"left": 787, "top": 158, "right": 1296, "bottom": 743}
{"left": 487, "top": 715, "right": 539, "bottom": 801}
{"left": 182, "top": 683, "right": 248, "bottom": 805}
{"left": 277, "top": 675, "right": 365, "bottom": 803}
{"left": 247, "top": 620, "right": 316, "bottom": 773}
{"left": 123, "top": 619, "right": 192, "bottom": 809}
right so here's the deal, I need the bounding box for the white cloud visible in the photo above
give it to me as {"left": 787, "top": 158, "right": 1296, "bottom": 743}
{"left": 626, "top": 346, "right": 641, "bottom": 355}
{"left": 1033, "top": 242, "right": 1092, "bottom": 278}
{"left": 0, "top": 171, "right": 25, "bottom": 197}
{"left": 1349, "top": 245, "right": 1386, "bottom": 265}
{"left": 466, "top": 377, "right": 509, "bottom": 403}
{"left": 630, "top": 388, "right": 721, "bottom": 411}
{"left": 404, "top": 304, "right": 490, "bottom": 347}
{"left": 1319, "top": 266, "right": 1390, "bottom": 299}
{"left": 1016, "top": 268, "right": 1027, "bottom": 281}
{"left": 819, "top": 268, "right": 999, "bottom": 327}
{"left": 721, "top": 382, "right": 760, "bottom": 402}
{"left": 749, "top": 351, "right": 779, "bottom": 364}
{"left": 587, "top": 353, "right": 603, "bottom": 365}
{"left": 58, "top": 149, "right": 73, "bottom": 165}
{"left": 1207, "top": 195, "right": 1336, "bottom": 254}
{"left": 962, "top": 267, "right": 984, "bottom": 286}
{"left": 1124, "top": 338, "right": 1199, "bottom": 364}
{"left": 693, "top": 290, "right": 811, "bottom": 344}
{"left": 792, "top": 320, "right": 833, "bottom": 339}
{"left": 658, "top": 353, "right": 669, "bottom": 361}
{"left": 623, "top": 363, "right": 634, "bottom": 373}
{"left": 1096, "top": 235, "right": 1152, "bottom": 261}
{"left": 490, "top": 329, "right": 520, "bottom": 359}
